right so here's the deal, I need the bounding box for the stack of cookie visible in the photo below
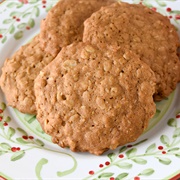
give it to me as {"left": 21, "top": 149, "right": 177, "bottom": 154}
{"left": 0, "top": 0, "right": 179, "bottom": 155}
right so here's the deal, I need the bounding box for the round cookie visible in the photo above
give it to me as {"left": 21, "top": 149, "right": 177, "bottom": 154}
{"left": 34, "top": 42, "right": 156, "bottom": 155}
{"left": 83, "top": 2, "right": 180, "bottom": 101}
{"left": 0, "top": 35, "right": 54, "bottom": 114}
{"left": 39, "top": 0, "right": 115, "bottom": 57}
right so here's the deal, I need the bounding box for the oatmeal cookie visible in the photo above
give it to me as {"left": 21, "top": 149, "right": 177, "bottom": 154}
{"left": 39, "top": 0, "right": 115, "bottom": 57}
{"left": 83, "top": 2, "right": 180, "bottom": 101}
{"left": 34, "top": 42, "right": 156, "bottom": 155}
{"left": 0, "top": 36, "right": 54, "bottom": 114}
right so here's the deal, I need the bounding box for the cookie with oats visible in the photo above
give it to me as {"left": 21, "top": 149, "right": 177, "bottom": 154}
{"left": 83, "top": 2, "right": 180, "bottom": 101}
{"left": 39, "top": 0, "right": 115, "bottom": 57}
{"left": 0, "top": 35, "right": 54, "bottom": 114}
{"left": 34, "top": 42, "right": 156, "bottom": 155}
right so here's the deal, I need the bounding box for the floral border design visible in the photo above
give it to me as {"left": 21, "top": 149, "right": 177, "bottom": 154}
{"left": 1, "top": 100, "right": 180, "bottom": 179}
{"left": 0, "top": 102, "right": 77, "bottom": 179}
{"left": 0, "top": 0, "right": 58, "bottom": 43}
{"left": 0, "top": 0, "right": 180, "bottom": 179}
{"left": 84, "top": 113, "right": 180, "bottom": 180}
{"left": 0, "top": 0, "right": 180, "bottom": 44}
{"left": 133, "top": 0, "right": 180, "bottom": 29}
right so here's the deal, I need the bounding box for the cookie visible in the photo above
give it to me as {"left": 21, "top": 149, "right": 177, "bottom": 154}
{"left": 34, "top": 42, "right": 156, "bottom": 155}
{"left": 83, "top": 2, "right": 180, "bottom": 101}
{"left": 39, "top": 0, "right": 115, "bottom": 57}
{"left": 0, "top": 36, "right": 54, "bottom": 114}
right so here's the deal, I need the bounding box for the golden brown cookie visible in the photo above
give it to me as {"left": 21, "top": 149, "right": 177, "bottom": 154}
{"left": 83, "top": 2, "right": 180, "bottom": 101}
{"left": 0, "top": 36, "right": 54, "bottom": 114}
{"left": 39, "top": 0, "right": 115, "bottom": 57}
{"left": 34, "top": 42, "right": 156, "bottom": 155}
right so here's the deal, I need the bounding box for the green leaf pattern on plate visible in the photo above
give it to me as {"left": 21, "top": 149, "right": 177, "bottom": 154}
{"left": 0, "top": 102, "right": 77, "bottom": 178}
{"left": 145, "top": 143, "right": 156, "bottom": 154}
{"left": 11, "top": 150, "right": 25, "bottom": 161}
{"left": 84, "top": 112, "right": 180, "bottom": 180}
{"left": 138, "top": 168, "right": 155, "bottom": 176}
{"left": 168, "top": 118, "right": 177, "bottom": 127}
{"left": 14, "top": 31, "right": 23, "bottom": 39}
{"left": 173, "top": 128, "right": 180, "bottom": 138}
{"left": 108, "top": 152, "right": 116, "bottom": 162}
{"left": 160, "top": 135, "right": 170, "bottom": 147}
{"left": 132, "top": 157, "right": 147, "bottom": 165}
{"left": 125, "top": 148, "right": 137, "bottom": 158}
{"left": 35, "top": 158, "right": 48, "bottom": 180}
{"left": 0, "top": 142, "right": 11, "bottom": 150}
{"left": 7, "top": 127, "right": 15, "bottom": 139}
{"left": 0, "top": 0, "right": 179, "bottom": 43}
{"left": 157, "top": 157, "right": 172, "bottom": 165}
{"left": 119, "top": 146, "right": 127, "bottom": 153}
{"left": 0, "top": 0, "right": 180, "bottom": 179}
{"left": 98, "top": 172, "right": 114, "bottom": 178}
{"left": 115, "top": 162, "right": 133, "bottom": 169}
{"left": 0, "top": 0, "right": 59, "bottom": 43}
{"left": 115, "top": 173, "right": 128, "bottom": 180}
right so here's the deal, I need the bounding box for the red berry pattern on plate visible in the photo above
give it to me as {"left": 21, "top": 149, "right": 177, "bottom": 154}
{"left": 0, "top": 0, "right": 180, "bottom": 179}
{"left": 84, "top": 113, "right": 180, "bottom": 179}
{"left": 0, "top": 0, "right": 57, "bottom": 43}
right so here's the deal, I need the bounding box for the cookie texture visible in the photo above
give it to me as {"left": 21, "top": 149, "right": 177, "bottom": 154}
{"left": 39, "top": 0, "right": 115, "bottom": 57}
{"left": 34, "top": 42, "right": 156, "bottom": 155}
{"left": 0, "top": 36, "right": 54, "bottom": 114}
{"left": 83, "top": 2, "right": 180, "bottom": 101}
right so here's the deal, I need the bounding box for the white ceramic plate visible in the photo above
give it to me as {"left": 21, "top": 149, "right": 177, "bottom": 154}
{"left": 0, "top": 0, "right": 180, "bottom": 179}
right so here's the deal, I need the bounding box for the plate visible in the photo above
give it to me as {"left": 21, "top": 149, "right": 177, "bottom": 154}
{"left": 0, "top": 0, "right": 180, "bottom": 179}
